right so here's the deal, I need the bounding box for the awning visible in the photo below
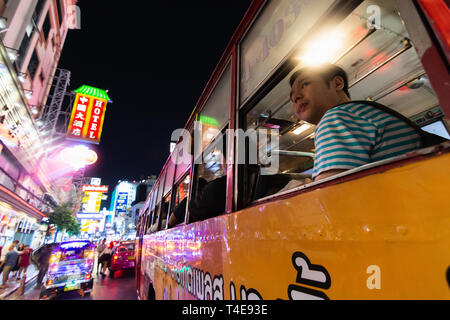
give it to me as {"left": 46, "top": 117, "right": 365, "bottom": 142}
{"left": 0, "top": 184, "right": 46, "bottom": 220}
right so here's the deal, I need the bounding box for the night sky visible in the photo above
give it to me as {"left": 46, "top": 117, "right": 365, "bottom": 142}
{"left": 57, "top": 1, "right": 253, "bottom": 199}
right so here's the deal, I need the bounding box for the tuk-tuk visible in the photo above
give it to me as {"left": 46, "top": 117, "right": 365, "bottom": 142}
{"left": 39, "top": 240, "right": 95, "bottom": 299}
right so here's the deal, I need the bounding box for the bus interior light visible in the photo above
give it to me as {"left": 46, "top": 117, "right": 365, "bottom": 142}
{"left": 298, "top": 31, "right": 344, "bottom": 66}
{"left": 292, "top": 123, "right": 312, "bottom": 135}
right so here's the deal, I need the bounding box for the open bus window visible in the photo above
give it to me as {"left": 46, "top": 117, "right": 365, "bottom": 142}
{"left": 149, "top": 205, "right": 160, "bottom": 234}
{"left": 157, "top": 194, "right": 171, "bottom": 231}
{"left": 188, "top": 131, "right": 227, "bottom": 223}
{"left": 168, "top": 174, "right": 190, "bottom": 228}
{"left": 243, "top": 0, "right": 447, "bottom": 203}
{"left": 421, "top": 120, "right": 450, "bottom": 140}
{"left": 244, "top": 79, "right": 315, "bottom": 202}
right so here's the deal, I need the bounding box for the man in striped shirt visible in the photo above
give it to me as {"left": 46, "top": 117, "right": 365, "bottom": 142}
{"left": 289, "top": 63, "right": 421, "bottom": 181}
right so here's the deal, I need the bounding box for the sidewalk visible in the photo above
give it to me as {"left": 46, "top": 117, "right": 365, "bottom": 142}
{"left": 0, "top": 264, "right": 39, "bottom": 300}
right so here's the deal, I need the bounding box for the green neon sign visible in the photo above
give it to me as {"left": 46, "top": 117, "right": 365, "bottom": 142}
{"left": 74, "top": 85, "right": 111, "bottom": 101}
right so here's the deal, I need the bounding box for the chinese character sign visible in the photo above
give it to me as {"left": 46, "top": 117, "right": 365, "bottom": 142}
{"left": 86, "top": 98, "right": 106, "bottom": 141}
{"left": 66, "top": 85, "right": 110, "bottom": 144}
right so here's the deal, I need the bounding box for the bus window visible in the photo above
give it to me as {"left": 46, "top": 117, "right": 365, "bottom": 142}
{"left": 244, "top": 77, "right": 315, "bottom": 203}
{"left": 144, "top": 210, "right": 152, "bottom": 235}
{"left": 149, "top": 206, "right": 159, "bottom": 234}
{"left": 198, "top": 62, "right": 231, "bottom": 151}
{"left": 137, "top": 208, "right": 147, "bottom": 235}
{"left": 156, "top": 194, "right": 171, "bottom": 231}
{"left": 421, "top": 120, "right": 450, "bottom": 140}
{"left": 188, "top": 131, "right": 227, "bottom": 223}
{"left": 168, "top": 174, "right": 190, "bottom": 228}
{"left": 243, "top": 0, "right": 448, "bottom": 203}
{"left": 163, "top": 155, "right": 175, "bottom": 196}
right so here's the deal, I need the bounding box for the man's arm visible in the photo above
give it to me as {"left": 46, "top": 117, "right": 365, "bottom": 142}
{"left": 314, "top": 169, "right": 347, "bottom": 181}
{"left": 168, "top": 213, "right": 181, "bottom": 228}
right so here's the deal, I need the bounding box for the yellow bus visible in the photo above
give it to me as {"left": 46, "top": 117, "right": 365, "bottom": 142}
{"left": 135, "top": 0, "right": 450, "bottom": 300}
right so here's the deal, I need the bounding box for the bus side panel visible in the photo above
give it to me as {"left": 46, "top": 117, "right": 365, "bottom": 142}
{"left": 143, "top": 152, "right": 450, "bottom": 300}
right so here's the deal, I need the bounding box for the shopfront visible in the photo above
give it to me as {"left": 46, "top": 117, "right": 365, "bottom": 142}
{"left": 0, "top": 185, "right": 46, "bottom": 249}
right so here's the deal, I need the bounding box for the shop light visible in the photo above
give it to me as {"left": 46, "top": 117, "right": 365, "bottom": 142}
{"left": 7, "top": 51, "right": 18, "bottom": 61}
{"left": 24, "top": 90, "right": 33, "bottom": 99}
{"left": 17, "top": 73, "right": 27, "bottom": 83}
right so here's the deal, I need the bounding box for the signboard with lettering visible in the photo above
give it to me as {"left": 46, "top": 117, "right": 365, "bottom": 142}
{"left": 115, "top": 192, "right": 128, "bottom": 216}
{"left": 90, "top": 178, "right": 101, "bottom": 186}
{"left": 76, "top": 212, "right": 103, "bottom": 220}
{"left": 83, "top": 191, "right": 103, "bottom": 213}
{"left": 82, "top": 185, "right": 109, "bottom": 193}
{"left": 66, "top": 85, "right": 111, "bottom": 144}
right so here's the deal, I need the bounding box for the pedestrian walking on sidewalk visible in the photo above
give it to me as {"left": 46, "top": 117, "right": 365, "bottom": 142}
{"left": 11, "top": 243, "right": 24, "bottom": 278}
{"left": 0, "top": 240, "right": 18, "bottom": 276}
{"left": 0, "top": 244, "right": 20, "bottom": 289}
{"left": 16, "top": 245, "right": 33, "bottom": 280}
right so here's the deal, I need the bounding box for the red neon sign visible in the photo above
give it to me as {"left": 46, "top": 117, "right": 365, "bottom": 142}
{"left": 67, "top": 93, "right": 90, "bottom": 140}
{"left": 86, "top": 99, "right": 106, "bottom": 141}
{"left": 66, "top": 86, "right": 110, "bottom": 144}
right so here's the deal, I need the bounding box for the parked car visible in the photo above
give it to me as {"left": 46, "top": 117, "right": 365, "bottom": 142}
{"left": 108, "top": 241, "right": 135, "bottom": 278}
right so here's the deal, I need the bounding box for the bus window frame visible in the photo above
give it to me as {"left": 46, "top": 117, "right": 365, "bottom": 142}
{"left": 168, "top": 172, "right": 190, "bottom": 228}
{"left": 157, "top": 193, "right": 171, "bottom": 232}
{"left": 234, "top": 0, "right": 450, "bottom": 210}
{"left": 149, "top": 169, "right": 167, "bottom": 233}
{"left": 163, "top": 154, "right": 176, "bottom": 197}
{"left": 144, "top": 208, "right": 152, "bottom": 235}
{"left": 187, "top": 126, "right": 229, "bottom": 224}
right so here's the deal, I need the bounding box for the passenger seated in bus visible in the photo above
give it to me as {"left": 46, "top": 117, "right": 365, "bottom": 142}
{"left": 289, "top": 63, "right": 425, "bottom": 181}
{"left": 167, "top": 178, "right": 208, "bottom": 228}
{"left": 188, "top": 175, "right": 227, "bottom": 223}
{"left": 168, "top": 197, "right": 187, "bottom": 228}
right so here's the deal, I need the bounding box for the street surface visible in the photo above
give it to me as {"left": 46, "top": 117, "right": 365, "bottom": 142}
{"left": 7, "top": 263, "right": 137, "bottom": 300}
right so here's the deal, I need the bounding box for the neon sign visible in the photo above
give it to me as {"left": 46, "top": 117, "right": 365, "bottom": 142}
{"left": 66, "top": 85, "right": 110, "bottom": 144}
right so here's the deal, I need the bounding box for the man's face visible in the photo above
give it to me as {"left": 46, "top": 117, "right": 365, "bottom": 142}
{"left": 290, "top": 71, "right": 338, "bottom": 125}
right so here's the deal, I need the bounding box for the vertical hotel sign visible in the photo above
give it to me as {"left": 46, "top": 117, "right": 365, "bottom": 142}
{"left": 67, "top": 85, "right": 111, "bottom": 144}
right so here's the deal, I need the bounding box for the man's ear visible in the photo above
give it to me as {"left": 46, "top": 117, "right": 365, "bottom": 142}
{"left": 332, "top": 75, "right": 345, "bottom": 92}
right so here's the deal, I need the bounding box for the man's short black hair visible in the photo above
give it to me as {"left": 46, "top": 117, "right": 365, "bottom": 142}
{"left": 289, "top": 63, "right": 351, "bottom": 98}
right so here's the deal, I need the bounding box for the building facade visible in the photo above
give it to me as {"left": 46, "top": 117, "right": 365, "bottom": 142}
{"left": 127, "top": 176, "right": 156, "bottom": 238}
{"left": 0, "top": 0, "right": 79, "bottom": 249}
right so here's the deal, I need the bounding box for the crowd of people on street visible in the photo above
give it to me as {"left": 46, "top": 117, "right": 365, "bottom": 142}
{"left": 0, "top": 240, "right": 33, "bottom": 290}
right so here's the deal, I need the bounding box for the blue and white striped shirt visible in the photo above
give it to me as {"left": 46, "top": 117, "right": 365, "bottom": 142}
{"left": 313, "top": 102, "right": 421, "bottom": 179}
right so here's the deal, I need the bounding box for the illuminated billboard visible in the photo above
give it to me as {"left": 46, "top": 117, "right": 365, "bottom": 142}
{"left": 66, "top": 85, "right": 111, "bottom": 144}
{"left": 82, "top": 191, "right": 103, "bottom": 213}
{"left": 115, "top": 192, "right": 128, "bottom": 216}
{"left": 82, "top": 185, "right": 109, "bottom": 193}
